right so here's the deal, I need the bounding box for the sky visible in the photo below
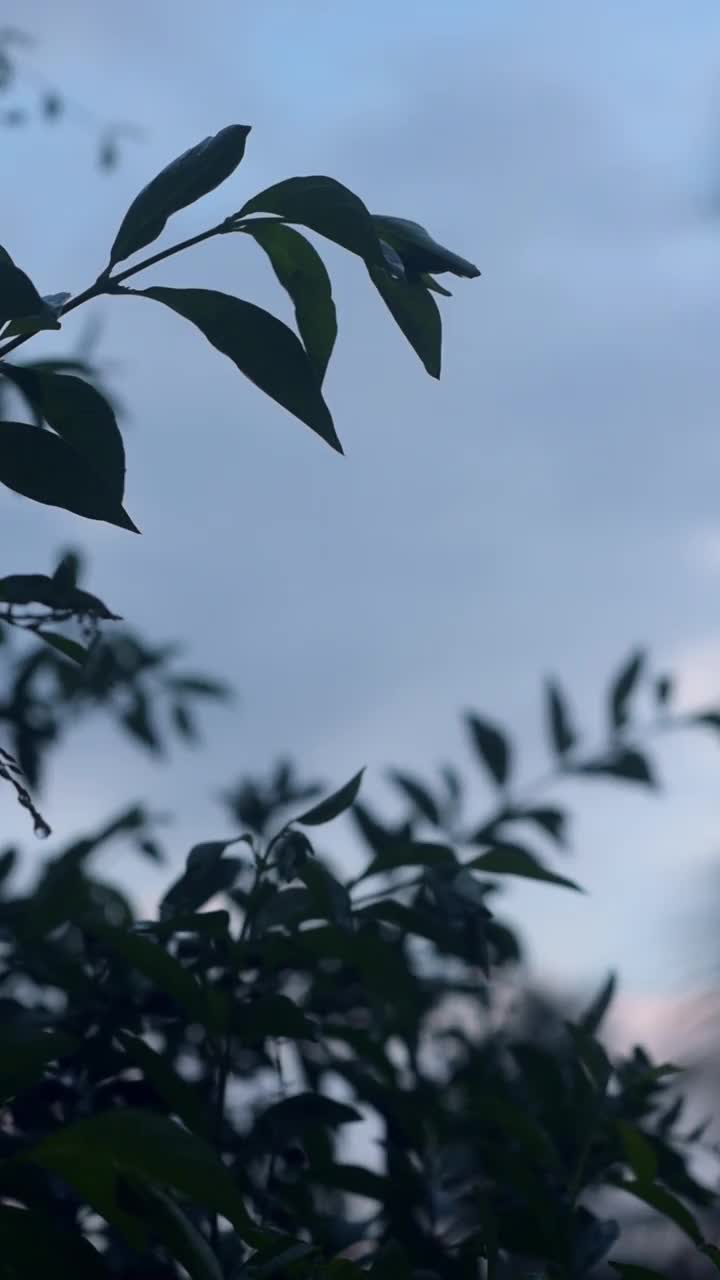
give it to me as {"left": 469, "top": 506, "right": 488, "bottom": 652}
{"left": 5, "top": 0, "right": 720, "bottom": 1031}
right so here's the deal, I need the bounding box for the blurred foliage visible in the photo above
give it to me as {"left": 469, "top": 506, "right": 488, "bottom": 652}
{"left": 1, "top": 645, "right": 720, "bottom": 1277}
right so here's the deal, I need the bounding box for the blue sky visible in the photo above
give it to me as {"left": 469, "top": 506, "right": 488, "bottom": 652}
{"left": 5, "top": 0, "right": 720, "bottom": 1013}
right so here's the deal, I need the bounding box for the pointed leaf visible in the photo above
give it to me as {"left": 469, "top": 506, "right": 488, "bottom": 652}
{"left": 515, "top": 804, "right": 568, "bottom": 846}
{"left": 579, "top": 972, "right": 616, "bottom": 1035}
{"left": 242, "top": 221, "right": 336, "bottom": 381}
{"left": 369, "top": 267, "right": 442, "bottom": 377}
{"left": 110, "top": 124, "right": 251, "bottom": 265}
{"left": 609, "top": 649, "right": 645, "bottom": 732}
{"left": 469, "top": 842, "right": 582, "bottom": 891}
{"left": 296, "top": 767, "right": 365, "bottom": 825}
{"left": 117, "top": 1031, "right": 213, "bottom": 1139}
{"left": 1, "top": 365, "right": 126, "bottom": 504}
{"left": 3, "top": 290, "right": 70, "bottom": 336}
{"left": 238, "top": 175, "right": 384, "bottom": 267}
{"left": 354, "top": 839, "right": 457, "bottom": 882}
{"left": 0, "top": 420, "right": 137, "bottom": 529}
{"left": 577, "top": 748, "right": 655, "bottom": 787}
{"left": 233, "top": 993, "right": 315, "bottom": 1042}
{"left": 160, "top": 837, "right": 248, "bottom": 920}
{"left": 545, "top": 679, "right": 577, "bottom": 756}
{"left": 298, "top": 858, "right": 352, "bottom": 925}
{"left": 37, "top": 630, "right": 89, "bottom": 665}
{"left": 371, "top": 215, "right": 480, "bottom": 279}
{"left": 387, "top": 770, "right": 440, "bottom": 824}
{"left": 118, "top": 1180, "right": 223, "bottom": 1280}
{"left": 465, "top": 713, "right": 511, "bottom": 786}
{"left": 255, "top": 1092, "right": 361, "bottom": 1143}
{"left": 0, "top": 244, "right": 53, "bottom": 325}
{"left": 23, "top": 1109, "right": 254, "bottom": 1234}
{"left": 618, "top": 1179, "right": 703, "bottom": 1243}
{"left": 137, "top": 287, "right": 341, "bottom": 451}
{"left": 617, "top": 1122, "right": 658, "bottom": 1184}
{"left": 91, "top": 924, "right": 222, "bottom": 1031}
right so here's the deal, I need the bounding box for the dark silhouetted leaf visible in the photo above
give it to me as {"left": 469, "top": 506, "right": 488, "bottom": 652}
{"left": 37, "top": 630, "right": 89, "bottom": 665}
{"left": 0, "top": 1027, "right": 77, "bottom": 1098}
{"left": 0, "top": 572, "right": 117, "bottom": 616}
{"left": 233, "top": 994, "right": 315, "bottom": 1042}
{"left": 387, "top": 770, "right": 439, "bottom": 824}
{"left": 160, "top": 837, "right": 248, "bottom": 919}
{"left": 371, "top": 215, "right": 480, "bottom": 279}
{"left": 579, "top": 972, "right": 616, "bottom": 1035}
{"left": 92, "top": 925, "right": 222, "bottom": 1031}
{"left": 545, "top": 679, "right": 577, "bottom": 757}
{"left": 577, "top": 748, "right": 655, "bottom": 787}
{"left": 117, "top": 1032, "right": 213, "bottom": 1139}
{"left": 369, "top": 268, "right": 442, "bottom": 378}
{"left": 299, "top": 858, "right": 352, "bottom": 925}
{"left": 0, "top": 244, "right": 53, "bottom": 325}
{"left": 469, "top": 842, "right": 582, "bottom": 891}
{"left": 609, "top": 649, "right": 645, "bottom": 732}
{"left": 118, "top": 1179, "right": 223, "bottom": 1280}
{"left": 296, "top": 768, "right": 365, "bottom": 825}
{"left": 655, "top": 674, "right": 673, "bottom": 707}
{"left": 1, "top": 365, "right": 126, "bottom": 504}
{"left": 617, "top": 1122, "right": 658, "bottom": 1184}
{"left": 465, "top": 714, "right": 511, "bottom": 786}
{"left": 242, "top": 221, "right": 336, "bottom": 381}
{"left": 138, "top": 287, "right": 341, "bottom": 452}
{"left": 110, "top": 124, "right": 251, "bottom": 265}
{"left": 355, "top": 839, "right": 456, "bottom": 882}
{"left": 24, "top": 1108, "right": 254, "bottom": 1234}
{"left": 238, "top": 175, "right": 384, "bottom": 267}
{"left": 0, "top": 1204, "right": 110, "bottom": 1279}
{"left": 0, "top": 421, "right": 137, "bottom": 529}
{"left": 256, "top": 1092, "right": 361, "bottom": 1142}
{"left": 618, "top": 1179, "right": 702, "bottom": 1244}
{"left": 516, "top": 804, "right": 568, "bottom": 846}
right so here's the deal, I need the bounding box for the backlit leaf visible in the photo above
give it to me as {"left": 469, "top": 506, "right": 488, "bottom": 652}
{"left": 296, "top": 767, "right": 365, "bottom": 825}
{"left": 238, "top": 175, "right": 384, "bottom": 267}
{"left": 0, "top": 420, "right": 137, "bottom": 529}
{"left": 369, "top": 267, "right": 442, "bottom": 378}
{"left": 242, "top": 221, "right": 336, "bottom": 381}
{"left": 470, "top": 842, "right": 582, "bottom": 891}
{"left": 465, "top": 714, "right": 511, "bottom": 786}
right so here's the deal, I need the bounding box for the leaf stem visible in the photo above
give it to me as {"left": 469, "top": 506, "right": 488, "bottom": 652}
{"left": 0, "top": 215, "right": 237, "bottom": 362}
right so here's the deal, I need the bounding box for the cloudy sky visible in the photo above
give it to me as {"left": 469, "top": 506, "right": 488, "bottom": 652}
{"left": 5, "top": 0, "right": 720, "bottom": 1026}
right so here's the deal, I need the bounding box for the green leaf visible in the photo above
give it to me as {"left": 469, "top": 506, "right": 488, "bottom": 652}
{"left": 137, "top": 286, "right": 341, "bottom": 452}
{"left": 617, "top": 1122, "right": 658, "bottom": 1183}
{"left": 37, "top": 630, "right": 89, "bottom": 665}
{"left": 0, "top": 1027, "right": 77, "bottom": 1098}
{"left": 117, "top": 1031, "right": 213, "bottom": 1140}
{"left": 0, "top": 244, "right": 53, "bottom": 325}
{"left": 0, "top": 1204, "right": 110, "bottom": 1279}
{"left": 545, "top": 678, "right": 577, "bottom": 756}
{"left": 618, "top": 1179, "right": 703, "bottom": 1244}
{"left": 118, "top": 1180, "right": 223, "bottom": 1280}
{"left": 577, "top": 747, "right": 655, "bottom": 787}
{"left": 1, "top": 365, "right": 126, "bottom": 505}
{"left": 0, "top": 420, "right": 138, "bottom": 529}
{"left": 469, "top": 842, "right": 582, "bottom": 891}
{"left": 242, "top": 221, "right": 337, "bottom": 381}
{"left": 91, "top": 924, "right": 223, "bottom": 1031}
{"left": 609, "top": 649, "right": 645, "bottom": 732}
{"left": 464, "top": 714, "right": 511, "bottom": 786}
{"left": 371, "top": 215, "right": 480, "bottom": 279}
{"left": 233, "top": 993, "right": 315, "bottom": 1042}
{"left": 23, "top": 1108, "right": 254, "bottom": 1236}
{"left": 296, "top": 767, "right": 365, "bottom": 825}
{"left": 368, "top": 268, "right": 442, "bottom": 378}
{"left": 109, "top": 124, "right": 251, "bottom": 265}
{"left": 238, "top": 175, "right": 384, "bottom": 268}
